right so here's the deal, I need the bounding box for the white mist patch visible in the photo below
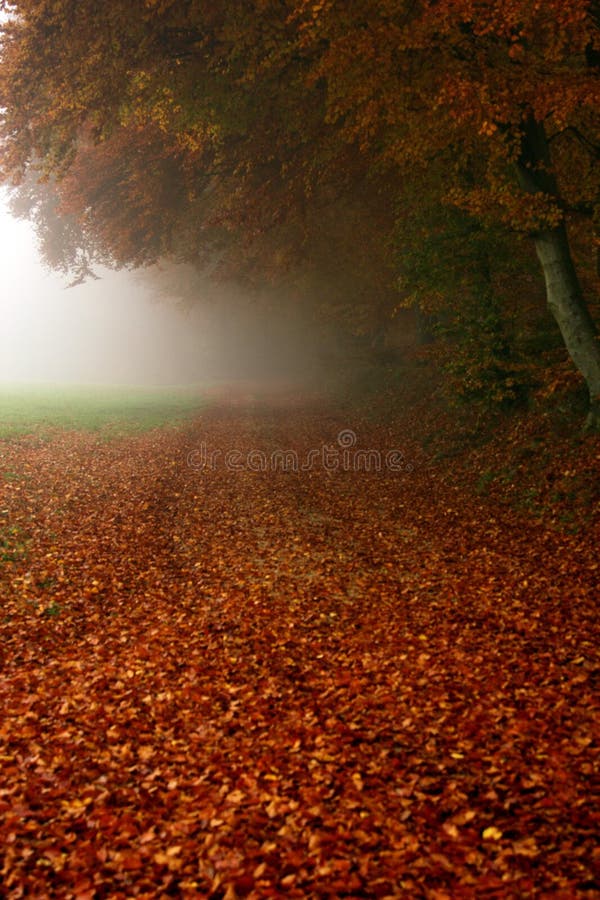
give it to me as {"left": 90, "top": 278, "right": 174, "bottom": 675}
{"left": 0, "top": 197, "right": 213, "bottom": 386}
{"left": 0, "top": 195, "right": 329, "bottom": 391}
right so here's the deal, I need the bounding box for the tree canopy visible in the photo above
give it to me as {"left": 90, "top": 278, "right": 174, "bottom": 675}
{"left": 1, "top": 0, "right": 600, "bottom": 422}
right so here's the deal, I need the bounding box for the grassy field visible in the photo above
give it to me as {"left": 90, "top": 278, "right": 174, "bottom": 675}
{"left": 0, "top": 383, "right": 206, "bottom": 437}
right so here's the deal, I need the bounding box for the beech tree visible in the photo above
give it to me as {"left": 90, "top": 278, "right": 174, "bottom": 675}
{"left": 2, "top": 0, "right": 600, "bottom": 425}
{"left": 293, "top": 0, "right": 600, "bottom": 427}
{"left": 0, "top": 0, "right": 398, "bottom": 344}
{"left": 0, "top": 3, "right": 329, "bottom": 263}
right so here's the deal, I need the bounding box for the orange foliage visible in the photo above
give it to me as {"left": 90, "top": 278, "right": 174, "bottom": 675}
{"left": 0, "top": 402, "right": 598, "bottom": 895}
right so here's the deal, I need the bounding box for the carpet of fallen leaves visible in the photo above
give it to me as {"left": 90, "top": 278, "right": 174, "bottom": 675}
{"left": 1, "top": 398, "right": 599, "bottom": 899}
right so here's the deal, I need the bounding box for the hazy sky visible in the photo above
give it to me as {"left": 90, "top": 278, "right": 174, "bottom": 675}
{"left": 0, "top": 192, "right": 213, "bottom": 386}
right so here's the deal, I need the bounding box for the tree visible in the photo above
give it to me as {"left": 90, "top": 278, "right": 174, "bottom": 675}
{"left": 396, "top": 194, "right": 538, "bottom": 407}
{"left": 294, "top": 0, "right": 600, "bottom": 428}
{"left": 3, "top": 0, "right": 600, "bottom": 427}
{"left": 1, "top": 0, "right": 400, "bottom": 349}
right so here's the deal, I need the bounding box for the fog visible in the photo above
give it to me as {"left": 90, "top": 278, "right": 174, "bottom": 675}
{"left": 0, "top": 194, "right": 322, "bottom": 389}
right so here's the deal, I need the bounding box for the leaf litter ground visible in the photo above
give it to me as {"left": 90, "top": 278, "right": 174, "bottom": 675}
{"left": 0, "top": 401, "right": 598, "bottom": 898}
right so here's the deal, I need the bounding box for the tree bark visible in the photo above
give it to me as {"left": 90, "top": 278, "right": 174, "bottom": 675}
{"left": 516, "top": 117, "right": 600, "bottom": 431}
{"left": 531, "top": 225, "right": 600, "bottom": 429}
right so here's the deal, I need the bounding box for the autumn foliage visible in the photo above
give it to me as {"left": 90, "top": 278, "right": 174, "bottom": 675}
{"left": 2, "top": 0, "right": 600, "bottom": 422}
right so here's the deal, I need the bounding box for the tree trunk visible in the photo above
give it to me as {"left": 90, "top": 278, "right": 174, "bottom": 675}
{"left": 531, "top": 225, "right": 600, "bottom": 430}
{"left": 516, "top": 116, "right": 600, "bottom": 431}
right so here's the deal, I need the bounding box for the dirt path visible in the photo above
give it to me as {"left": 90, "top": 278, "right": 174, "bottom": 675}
{"left": 1, "top": 404, "right": 598, "bottom": 898}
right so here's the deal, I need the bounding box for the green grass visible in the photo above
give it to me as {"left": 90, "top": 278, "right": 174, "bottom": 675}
{"left": 0, "top": 383, "right": 207, "bottom": 437}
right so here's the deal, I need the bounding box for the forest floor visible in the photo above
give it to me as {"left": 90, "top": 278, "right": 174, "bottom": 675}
{"left": 0, "top": 388, "right": 599, "bottom": 898}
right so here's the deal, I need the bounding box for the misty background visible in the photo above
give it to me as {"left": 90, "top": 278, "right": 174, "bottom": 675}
{"left": 0, "top": 191, "right": 321, "bottom": 388}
